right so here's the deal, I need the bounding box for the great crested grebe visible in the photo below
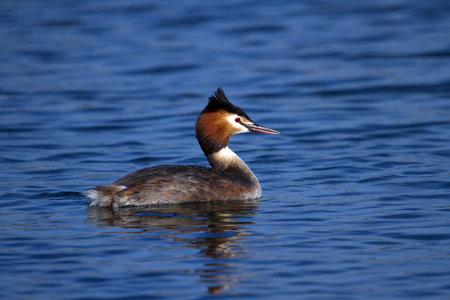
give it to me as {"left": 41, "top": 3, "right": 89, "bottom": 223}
{"left": 84, "top": 88, "right": 280, "bottom": 207}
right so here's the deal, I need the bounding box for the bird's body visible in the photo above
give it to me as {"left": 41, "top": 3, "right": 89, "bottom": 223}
{"left": 83, "top": 88, "right": 279, "bottom": 207}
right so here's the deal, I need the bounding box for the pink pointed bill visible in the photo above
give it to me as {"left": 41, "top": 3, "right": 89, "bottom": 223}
{"left": 244, "top": 123, "right": 280, "bottom": 134}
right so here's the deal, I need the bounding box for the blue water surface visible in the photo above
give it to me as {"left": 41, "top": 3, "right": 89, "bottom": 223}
{"left": 1, "top": 0, "right": 450, "bottom": 299}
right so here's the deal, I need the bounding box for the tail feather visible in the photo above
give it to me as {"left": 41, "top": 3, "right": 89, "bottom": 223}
{"left": 83, "top": 185, "right": 126, "bottom": 207}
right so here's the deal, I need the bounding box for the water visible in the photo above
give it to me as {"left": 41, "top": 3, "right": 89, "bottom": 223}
{"left": 1, "top": 0, "right": 450, "bottom": 299}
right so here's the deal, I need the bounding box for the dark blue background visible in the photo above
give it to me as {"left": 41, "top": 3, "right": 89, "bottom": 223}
{"left": 1, "top": 1, "right": 449, "bottom": 299}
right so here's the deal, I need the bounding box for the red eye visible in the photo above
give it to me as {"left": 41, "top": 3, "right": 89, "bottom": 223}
{"left": 235, "top": 117, "right": 241, "bottom": 123}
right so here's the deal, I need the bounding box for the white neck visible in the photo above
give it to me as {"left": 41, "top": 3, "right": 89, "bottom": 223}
{"left": 207, "top": 147, "right": 259, "bottom": 183}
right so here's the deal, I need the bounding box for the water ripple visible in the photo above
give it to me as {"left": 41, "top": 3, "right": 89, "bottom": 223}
{"left": 1, "top": 0, "right": 449, "bottom": 299}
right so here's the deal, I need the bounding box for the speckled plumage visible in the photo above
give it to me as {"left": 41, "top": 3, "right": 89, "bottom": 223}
{"left": 87, "top": 164, "right": 260, "bottom": 207}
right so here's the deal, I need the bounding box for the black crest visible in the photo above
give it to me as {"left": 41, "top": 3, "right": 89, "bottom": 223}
{"left": 204, "top": 88, "right": 253, "bottom": 121}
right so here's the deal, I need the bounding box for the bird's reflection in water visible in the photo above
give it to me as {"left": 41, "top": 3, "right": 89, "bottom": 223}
{"left": 87, "top": 199, "right": 260, "bottom": 294}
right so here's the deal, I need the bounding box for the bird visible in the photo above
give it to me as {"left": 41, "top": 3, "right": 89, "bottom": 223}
{"left": 83, "top": 88, "right": 280, "bottom": 207}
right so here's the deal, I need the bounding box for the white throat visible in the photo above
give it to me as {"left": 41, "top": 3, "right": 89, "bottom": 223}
{"left": 207, "top": 146, "right": 257, "bottom": 180}
{"left": 214, "top": 146, "right": 241, "bottom": 164}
